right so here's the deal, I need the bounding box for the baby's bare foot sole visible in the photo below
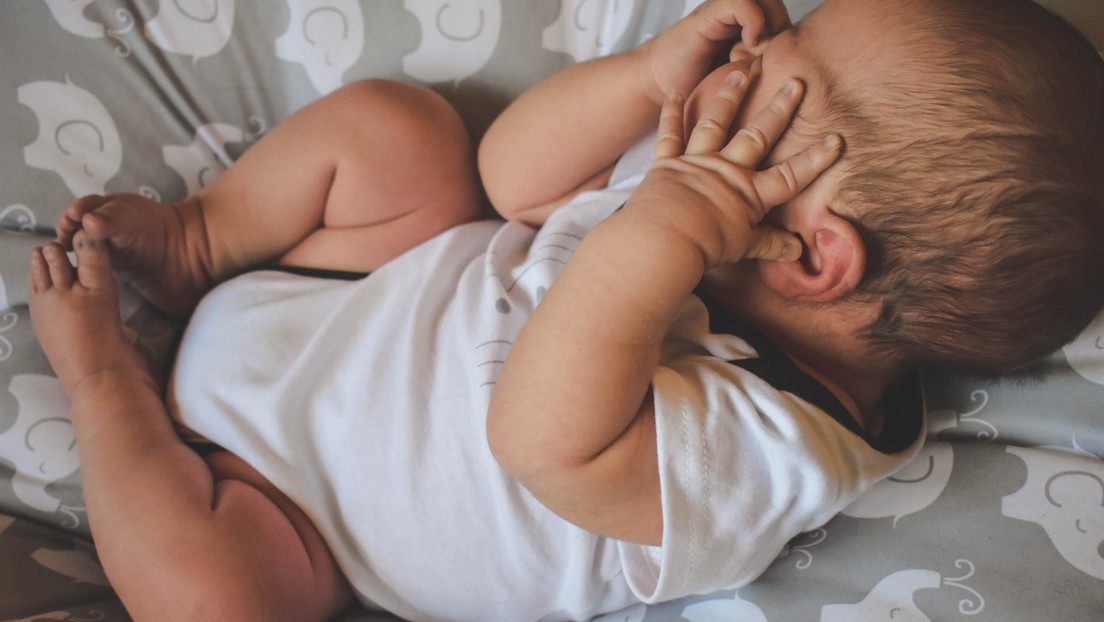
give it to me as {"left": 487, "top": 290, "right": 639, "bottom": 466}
{"left": 55, "top": 194, "right": 214, "bottom": 317}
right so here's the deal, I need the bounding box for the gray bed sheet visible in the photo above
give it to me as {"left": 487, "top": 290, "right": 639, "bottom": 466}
{"left": 1, "top": 1, "right": 1102, "bottom": 621}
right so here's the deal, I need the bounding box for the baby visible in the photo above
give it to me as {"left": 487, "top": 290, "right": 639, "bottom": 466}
{"left": 26, "top": 0, "right": 1103, "bottom": 620}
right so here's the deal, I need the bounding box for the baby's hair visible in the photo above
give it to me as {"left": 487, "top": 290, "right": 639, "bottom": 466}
{"left": 807, "top": 0, "right": 1104, "bottom": 373}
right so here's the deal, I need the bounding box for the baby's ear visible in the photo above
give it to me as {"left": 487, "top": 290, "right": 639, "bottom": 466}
{"left": 757, "top": 209, "right": 865, "bottom": 303}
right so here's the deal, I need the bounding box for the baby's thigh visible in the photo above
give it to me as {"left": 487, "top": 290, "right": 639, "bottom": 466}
{"left": 284, "top": 80, "right": 481, "bottom": 272}
{"left": 203, "top": 451, "right": 353, "bottom": 615}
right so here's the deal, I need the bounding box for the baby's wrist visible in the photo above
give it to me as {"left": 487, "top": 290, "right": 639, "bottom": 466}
{"left": 630, "top": 42, "right": 670, "bottom": 107}
{"left": 600, "top": 205, "right": 712, "bottom": 279}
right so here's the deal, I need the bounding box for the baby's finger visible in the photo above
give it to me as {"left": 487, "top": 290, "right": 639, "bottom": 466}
{"left": 759, "top": 0, "right": 793, "bottom": 43}
{"left": 754, "top": 134, "right": 843, "bottom": 207}
{"left": 686, "top": 71, "right": 750, "bottom": 155}
{"left": 654, "top": 92, "right": 687, "bottom": 161}
{"left": 691, "top": 0, "right": 767, "bottom": 46}
{"left": 723, "top": 78, "right": 804, "bottom": 168}
{"left": 744, "top": 226, "right": 803, "bottom": 262}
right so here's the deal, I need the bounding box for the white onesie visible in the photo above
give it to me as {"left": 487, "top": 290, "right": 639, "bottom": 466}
{"left": 170, "top": 136, "right": 925, "bottom": 622}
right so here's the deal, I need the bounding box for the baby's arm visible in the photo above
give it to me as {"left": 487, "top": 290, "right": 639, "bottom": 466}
{"left": 478, "top": 0, "right": 790, "bottom": 225}
{"left": 27, "top": 238, "right": 350, "bottom": 621}
{"left": 488, "top": 74, "right": 840, "bottom": 545}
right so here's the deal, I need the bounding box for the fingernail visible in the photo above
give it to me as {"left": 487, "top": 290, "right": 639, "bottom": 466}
{"left": 784, "top": 238, "right": 803, "bottom": 261}
{"left": 666, "top": 91, "right": 684, "bottom": 104}
{"left": 824, "top": 134, "right": 842, "bottom": 150}
{"left": 725, "top": 71, "right": 745, "bottom": 88}
{"left": 783, "top": 79, "right": 799, "bottom": 95}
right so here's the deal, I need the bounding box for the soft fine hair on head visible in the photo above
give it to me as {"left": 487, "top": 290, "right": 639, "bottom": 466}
{"left": 812, "top": 0, "right": 1104, "bottom": 374}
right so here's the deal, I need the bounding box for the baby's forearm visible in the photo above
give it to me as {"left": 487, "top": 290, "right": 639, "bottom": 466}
{"left": 479, "top": 48, "right": 661, "bottom": 219}
{"left": 488, "top": 210, "right": 702, "bottom": 542}
{"left": 68, "top": 373, "right": 214, "bottom": 567}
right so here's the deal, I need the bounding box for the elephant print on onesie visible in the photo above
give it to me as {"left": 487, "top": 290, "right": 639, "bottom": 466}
{"left": 0, "top": 375, "right": 84, "bottom": 528}
{"left": 475, "top": 228, "right": 584, "bottom": 390}
{"left": 821, "top": 560, "right": 985, "bottom": 622}
{"left": 144, "top": 0, "right": 236, "bottom": 62}
{"left": 1062, "top": 310, "right": 1104, "bottom": 386}
{"left": 402, "top": 0, "right": 502, "bottom": 84}
{"left": 542, "top": 0, "right": 638, "bottom": 63}
{"left": 276, "top": 0, "right": 366, "bottom": 95}
{"left": 18, "top": 79, "right": 122, "bottom": 199}
{"left": 1002, "top": 445, "right": 1104, "bottom": 581}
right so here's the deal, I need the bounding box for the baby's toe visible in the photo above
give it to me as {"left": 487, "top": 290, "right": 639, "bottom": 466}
{"left": 41, "top": 243, "right": 74, "bottom": 290}
{"left": 29, "top": 248, "right": 51, "bottom": 293}
{"left": 56, "top": 213, "right": 81, "bottom": 248}
{"left": 58, "top": 195, "right": 107, "bottom": 246}
{"left": 73, "top": 232, "right": 114, "bottom": 291}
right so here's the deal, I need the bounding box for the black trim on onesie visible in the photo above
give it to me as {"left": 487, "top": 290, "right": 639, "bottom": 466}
{"left": 248, "top": 264, "right": 370, "bottom": 281}
{"left": 696, "top": 290, "right": 923, "bottom": 455}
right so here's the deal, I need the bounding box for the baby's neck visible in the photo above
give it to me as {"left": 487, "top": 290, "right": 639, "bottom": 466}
{"left": 779, "top": 344, "right": 898, "bottom": 436}
{"left": 700, "top": 268, "right": 904, "bottom": 435}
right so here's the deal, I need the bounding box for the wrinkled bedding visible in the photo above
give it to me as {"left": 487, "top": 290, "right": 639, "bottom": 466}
{"left": 1, "top": 1, "right": 1101, "bottom": 620}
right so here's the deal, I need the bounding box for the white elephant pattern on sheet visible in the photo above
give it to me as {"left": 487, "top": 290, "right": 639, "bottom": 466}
{"left": 842, "top": 390, "right": 996, "bottom": 525}
{"left": 542, "top": 0, "right": 638, "bottom": 63}
{"left": 403, "top": 0, "right": 502, "bottom": 84}
{"left": 2, "top": 1, "right": 1104, "bottom": 621}
{"left": 43, "top": 0, "right": 105, "bottom": 39}
{"left": 144, "top": 0, "right": 236, "bottom": 62}
{"left": 163, "top": 122, "right": 245, "bottom": 195}
{"left": 821, "top": 560, "right": 985, "bottom": 621}
{"left": 0, "top": 303, "right": 13, "bottom": 366}
{"left": 0, "top": 204, "right": 37, "bottom": 236}
{"left": 276, "top": 0, "right": 366, "bottom": 95}
{"left": 681, "top": 592, "right": 768, "bottom": 622}
{"left": 42, "top": 0, "right": 137, "bottom": 56}
{"left": 0, "top": 375, "right": 81, "bottom": 522}
{"left": 18, "top": 79, "right": 123, "bottom": 199}
{"left": 1002, "top": 445, "right": 1104, "bottom": 581}
{"left": 1063, "top": 309, "right": 1104, "bottom": 386}
{"left": 592, "top": 603, "right": 646, "bottom": 622}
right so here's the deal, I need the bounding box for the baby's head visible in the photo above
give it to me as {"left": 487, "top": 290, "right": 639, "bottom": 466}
{"left": 709, "top": 0, "right": 1104, "bottom": 374}
{"left": 831, "top": 0, "right": 1102, "bottom": 373}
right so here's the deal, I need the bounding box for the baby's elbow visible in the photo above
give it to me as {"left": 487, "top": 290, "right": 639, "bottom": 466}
{"left": 477, "top": 130, "right": 523, "bottom": 219}
{"left": 486, "top": 400, "right": 525, "bottom": 478}
{"left": 485, "top": 402, "right": 564, "bottom": 486}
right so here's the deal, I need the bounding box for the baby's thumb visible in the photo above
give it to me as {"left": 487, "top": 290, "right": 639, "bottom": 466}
{"left": 745, "top": 227, "right": 803, "bottom": 262}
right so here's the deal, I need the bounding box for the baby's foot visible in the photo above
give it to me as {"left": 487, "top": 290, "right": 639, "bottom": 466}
{"left": 29, "top": 235, "right": 154, "bottom": 397}
{"left": 57, "top": 194, "right": 214, "bottom": 317}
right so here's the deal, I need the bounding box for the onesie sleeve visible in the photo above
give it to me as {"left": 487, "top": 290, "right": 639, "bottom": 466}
{"left": 617, "top": 353, "right": 915, "bottom": 603}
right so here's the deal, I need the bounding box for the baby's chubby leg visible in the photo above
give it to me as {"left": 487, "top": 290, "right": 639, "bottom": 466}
{"left": 28, "top": 236, "right": 352, "bottom": 620}
{"left": 58, "top": 80, "right": 481, "bottom": 316}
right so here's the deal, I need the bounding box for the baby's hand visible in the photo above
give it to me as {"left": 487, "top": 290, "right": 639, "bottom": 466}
{"left": 625, "top": 70, "right": 841, "bottom": 268}
{"left": 640, "top": 0, "right": 790, "bottom": 104}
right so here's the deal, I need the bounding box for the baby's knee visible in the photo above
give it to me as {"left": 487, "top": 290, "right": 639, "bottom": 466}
{"left": 326, "top": 79, "right": 470, "bottom": 147}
